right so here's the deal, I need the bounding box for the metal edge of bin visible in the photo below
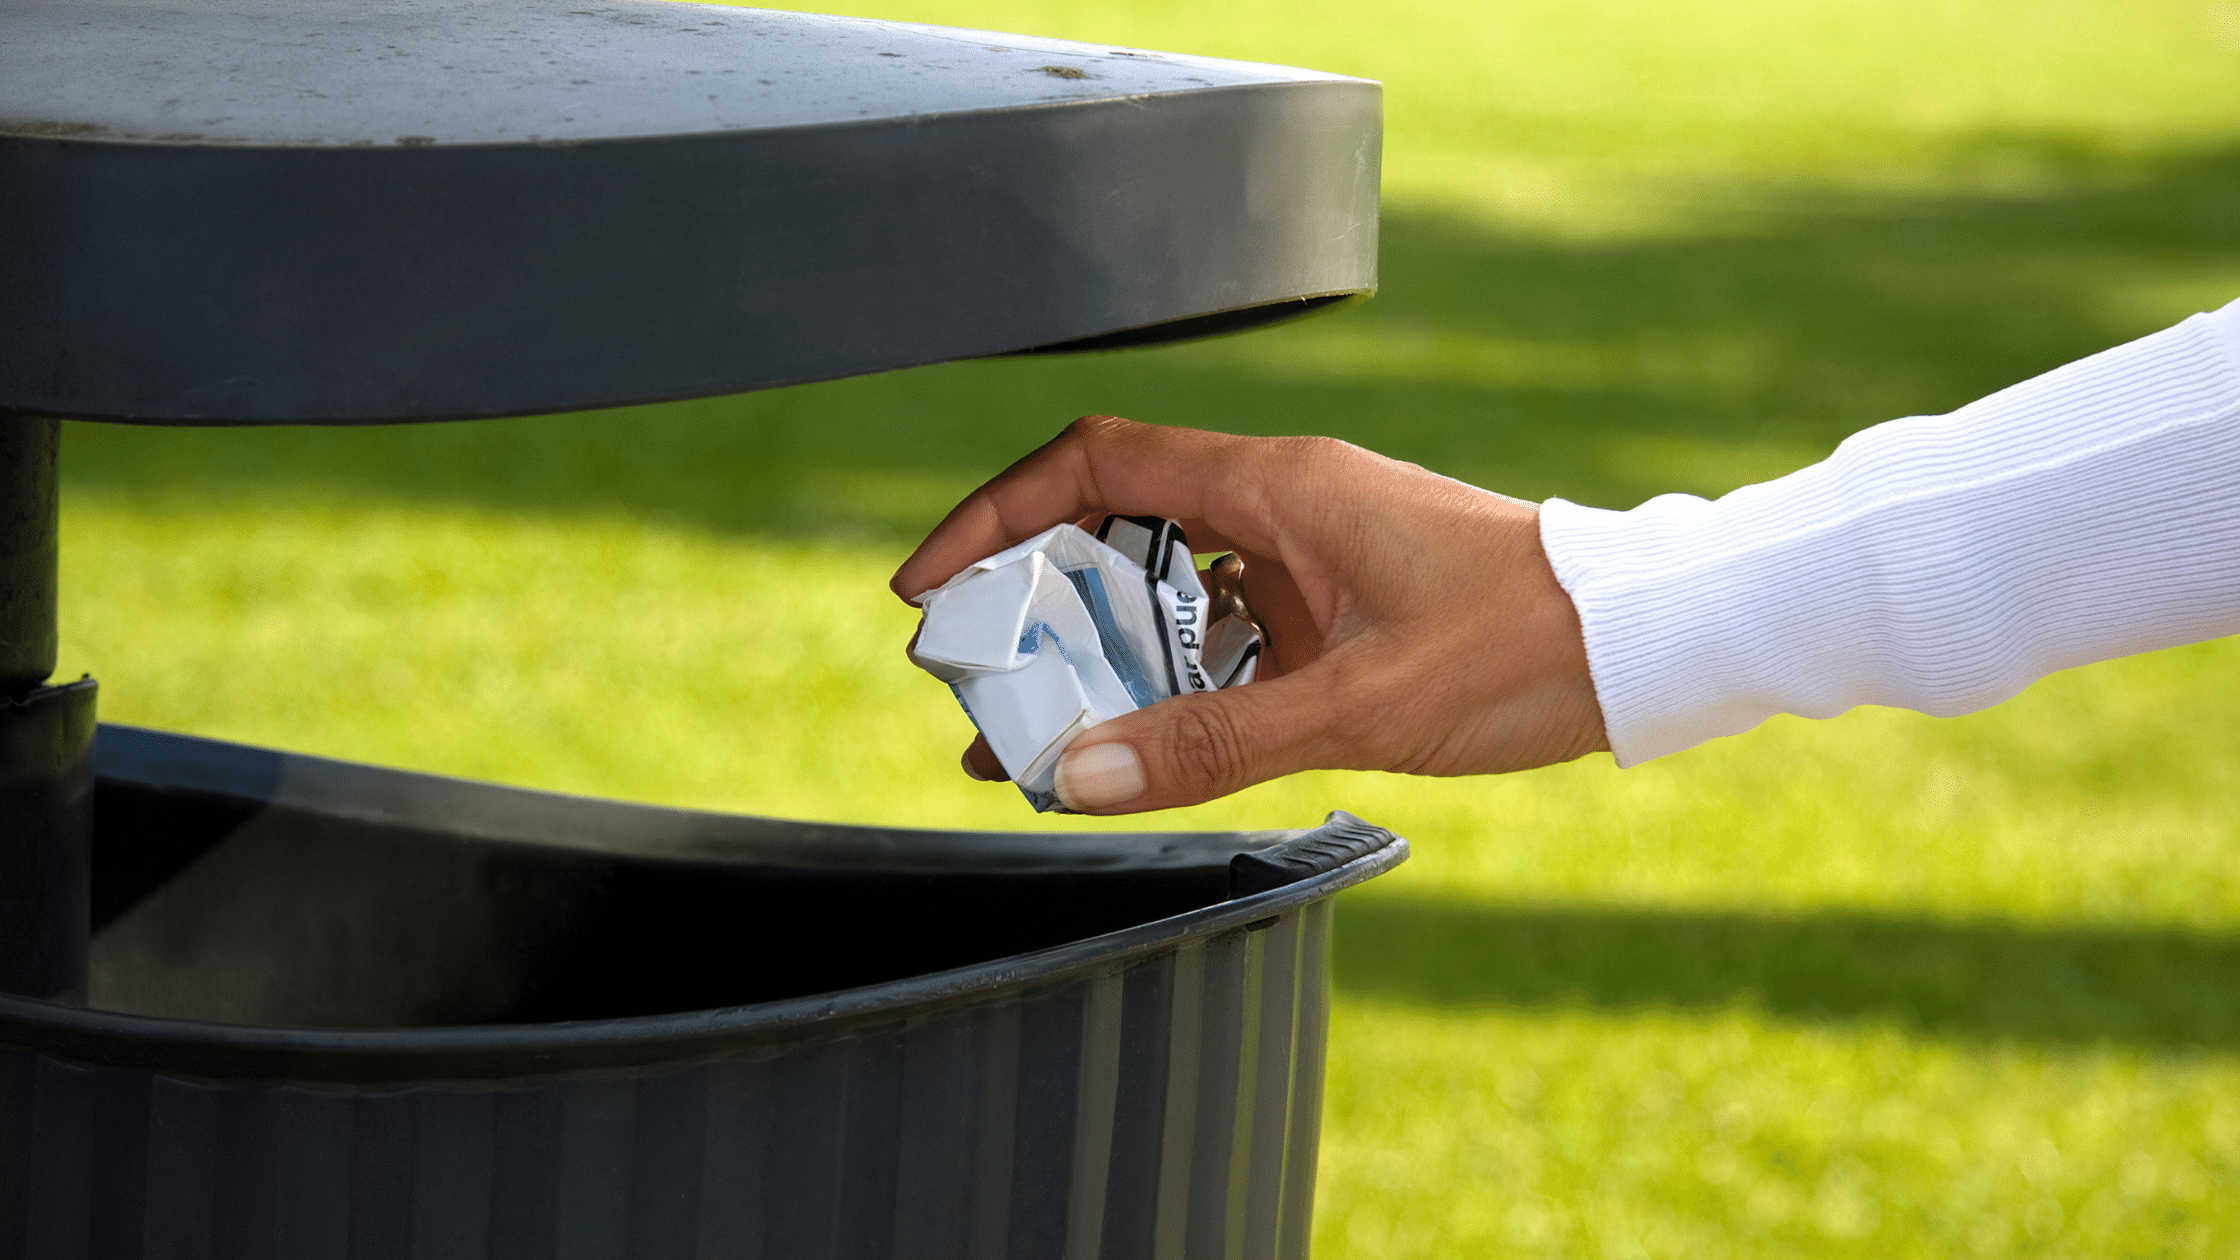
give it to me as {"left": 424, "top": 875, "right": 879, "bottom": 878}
{"left": 0, "top": 729, "right": 1405, "bottom": 1085}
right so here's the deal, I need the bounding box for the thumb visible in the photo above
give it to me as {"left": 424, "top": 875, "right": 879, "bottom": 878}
{"left": 1052, "top": 671, "right": 1344, "bottom": 814}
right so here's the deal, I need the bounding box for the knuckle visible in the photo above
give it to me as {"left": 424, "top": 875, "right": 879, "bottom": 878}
{"left": 1260, "top": 435, "right": 1368, "bottom": 505}
{"left": 1069, "top": 413, "right": 1133, "bottom": 444}
{"left": 1161, "top": 700, "right": 1249, "bottom": 799}
{"left": 1283, "top": 433, "right": 1361, "bottom": 467}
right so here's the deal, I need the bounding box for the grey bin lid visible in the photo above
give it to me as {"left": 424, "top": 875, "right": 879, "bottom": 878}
{"left": 0, "top": 0, "right": 1381, "bottom": 425}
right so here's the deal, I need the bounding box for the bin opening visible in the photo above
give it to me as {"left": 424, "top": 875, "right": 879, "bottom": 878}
{"left": 85, "top": 766, "right": 1242, "bottom": 1030}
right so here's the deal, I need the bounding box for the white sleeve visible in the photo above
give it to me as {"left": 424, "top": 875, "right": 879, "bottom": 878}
{"left": 1540, "top": 297, "right": 2240, "bottom": 768}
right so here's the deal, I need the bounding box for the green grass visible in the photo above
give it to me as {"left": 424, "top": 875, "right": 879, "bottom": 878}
{"left": 54, "top": 0, "right": 2240, "bottom": 1253}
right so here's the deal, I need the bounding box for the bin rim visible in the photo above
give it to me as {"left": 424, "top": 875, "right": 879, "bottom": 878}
{"left": 0, "top": 809, "right": 1403, "bottom": 1086}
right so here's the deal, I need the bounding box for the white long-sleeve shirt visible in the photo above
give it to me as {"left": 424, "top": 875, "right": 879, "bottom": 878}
{"left": 1541, "top": 297, "right": 2240, "bottom": 767}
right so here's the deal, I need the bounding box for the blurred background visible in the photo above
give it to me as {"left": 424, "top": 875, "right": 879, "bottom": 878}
{"left": 57, "top": 0, "right": 2240, "bottom": 1254}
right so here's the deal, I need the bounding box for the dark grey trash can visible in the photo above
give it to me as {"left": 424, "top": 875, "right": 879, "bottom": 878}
{"left": 2, "top": 728, "right": 1403, "bottom": 1260}
{"left": 0, "top": 2, "right": 1397, "bottom": 1255}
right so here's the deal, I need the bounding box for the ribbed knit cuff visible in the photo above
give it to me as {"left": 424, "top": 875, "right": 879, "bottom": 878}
{"left": 1544, "top": 297, "right": 2240, "bottom": 767}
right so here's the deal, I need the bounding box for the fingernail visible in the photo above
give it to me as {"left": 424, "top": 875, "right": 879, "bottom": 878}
{"left": 961, "top": 750, "right": 991, "bottom": 781}
{"left": 1055, "top": 742, "right": 1145, "bottom": 812}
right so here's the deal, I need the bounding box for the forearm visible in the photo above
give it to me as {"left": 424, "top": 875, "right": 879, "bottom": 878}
{"left": 1544, "top": 299, "right": 2240, "bottom": 767}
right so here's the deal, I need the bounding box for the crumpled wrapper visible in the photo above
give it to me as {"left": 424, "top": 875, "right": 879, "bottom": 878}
{"left": 909, "top": 515, "right": 1263, "bottom": 811}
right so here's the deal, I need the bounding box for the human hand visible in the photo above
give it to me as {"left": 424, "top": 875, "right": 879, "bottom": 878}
{"left": 891, "top": 416, "right": 1609, "bottom": 813}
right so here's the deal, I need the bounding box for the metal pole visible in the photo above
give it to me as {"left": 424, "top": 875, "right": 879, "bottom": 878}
{"left": 0, "top": 415, "right": 58, "bottom": 691}
{"left": 0, "top": 414, "right": 96, "bottom": 1002}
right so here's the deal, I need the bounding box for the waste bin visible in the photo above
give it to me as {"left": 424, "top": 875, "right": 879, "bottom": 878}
{"left": 3, "top": 726, "right": 1402, "bottom": 1258}
{"left": 0, "top": 2, "right": 1401, "bottom": 1256}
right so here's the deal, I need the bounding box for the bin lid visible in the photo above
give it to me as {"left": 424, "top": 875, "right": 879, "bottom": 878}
{"left": 0, "top": 0, "right": 1380, "bottom": 425}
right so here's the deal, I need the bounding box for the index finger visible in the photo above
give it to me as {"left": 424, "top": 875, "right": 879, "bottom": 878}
{"left": 889, "top": 415, "right": 1283, "bottom": 600}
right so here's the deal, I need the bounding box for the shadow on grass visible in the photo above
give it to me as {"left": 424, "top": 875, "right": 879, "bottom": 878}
{"left": 1334, "top": 893, "right": 2240, "bottom": 1049}
{"left": 58, "top": 133, "right": 2240, "bottom": 533}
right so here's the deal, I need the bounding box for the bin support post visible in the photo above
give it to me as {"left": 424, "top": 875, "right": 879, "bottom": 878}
{"left": 0, "top": 415, "right": 97, "bottom": 1002}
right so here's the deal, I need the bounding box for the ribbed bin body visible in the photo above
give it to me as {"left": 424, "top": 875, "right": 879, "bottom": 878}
{"left": 0, "top": 728, "right": 1402, "bottom": 1260}
{"left": 3, "top": 910, "right": 1332, "bottom": 1260}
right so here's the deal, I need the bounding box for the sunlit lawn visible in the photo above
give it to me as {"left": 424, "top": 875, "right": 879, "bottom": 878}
{"left": 55, "top": 0, "right": 2240, "bottom": 1254}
